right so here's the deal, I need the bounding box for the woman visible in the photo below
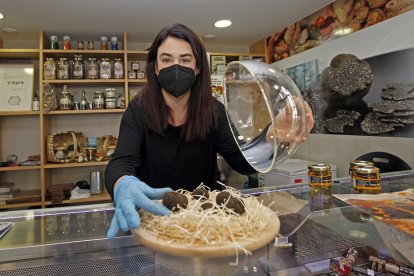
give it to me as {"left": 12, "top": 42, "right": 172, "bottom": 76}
{"left": 105, "top": 23, "right": 314, "bottom": 239}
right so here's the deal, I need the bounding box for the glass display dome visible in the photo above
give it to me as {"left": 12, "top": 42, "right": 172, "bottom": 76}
{"left": 224, "top": 61, "right": 307, "bottom": 173}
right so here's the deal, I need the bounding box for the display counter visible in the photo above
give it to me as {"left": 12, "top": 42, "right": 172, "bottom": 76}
{"left": 1, "top": 170, "right": 413, "bottom": 275}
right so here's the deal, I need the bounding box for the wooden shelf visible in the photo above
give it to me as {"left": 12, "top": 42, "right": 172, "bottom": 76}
{"left": 0, "top": 49, "right": 39, "bottom": 59}
{"left": 0, "top": 165, "right": 41, "bottom": 172}
{"left": 43, "top": 161, "right": 109, "bottom": 169}
{"left": 42, "top": 79, "right": 126, "bottom": 84}
{"left": 45, "top": 109, "right": 125, "bottom": 115}
{"left": 0, "top": 189, "right": 42, "bottom": 210}
{"left": 0, "top": 111, "right": 40, "bottom": 116}
{"left": 127, "top": 79, "right": 147, "bottom": 83}
{"left": 44, "top": 191, "right": 111, "bottom": 206}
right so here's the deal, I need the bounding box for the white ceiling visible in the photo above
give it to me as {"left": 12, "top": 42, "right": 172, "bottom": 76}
{"left": 0, "top": 0, "right": 332, "bottom": 47}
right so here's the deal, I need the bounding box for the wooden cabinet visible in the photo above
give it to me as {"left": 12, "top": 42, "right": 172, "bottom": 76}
{"left": 0, "top": 32, "right": 264, "bottom": 210}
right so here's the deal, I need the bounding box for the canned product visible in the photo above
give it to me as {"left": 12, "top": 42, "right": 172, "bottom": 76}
{"left": 354, "top": 165, "right": 381, "bottom": 194}
{"left": 308, "top": 163, "right": 332, "bottom": 188}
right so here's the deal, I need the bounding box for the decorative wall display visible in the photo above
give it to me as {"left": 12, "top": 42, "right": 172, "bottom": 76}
{"left": 286, "top": 48, "right": 414, "bottom": 137}
{"left": 266, "top": 0, "right": 414, "bottom": 63}
{"left": 285, "top": 59, "right": 319, "bottom": 91}
{"left": 0, "top": 64, "right": 34, "bottom": 111}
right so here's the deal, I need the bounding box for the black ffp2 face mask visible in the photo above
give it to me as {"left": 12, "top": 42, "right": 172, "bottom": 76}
{"left": 157, "top": 64, "right": 196, "bottom": 97}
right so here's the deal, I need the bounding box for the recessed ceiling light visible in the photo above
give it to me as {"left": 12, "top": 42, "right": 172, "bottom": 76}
{"left": 203, "top": 34, "right": 215, "bottom": 40}
{"left": 0, "top": 13, "right": 4, "bottom": 20}
{"left": 214, "top": 19, "right": 232, "bottom": 28}
{"left": 3, "top": 28, "right": 18, "bottom": 34}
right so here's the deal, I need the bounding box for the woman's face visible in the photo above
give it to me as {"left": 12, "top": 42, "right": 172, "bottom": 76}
{"left": 156, "top": 37, "right": 199, "bottom": 74}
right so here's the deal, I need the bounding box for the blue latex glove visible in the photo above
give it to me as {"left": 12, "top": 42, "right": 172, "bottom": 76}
{"left": 107, "top": 175, "right": 172, "bottom": 239}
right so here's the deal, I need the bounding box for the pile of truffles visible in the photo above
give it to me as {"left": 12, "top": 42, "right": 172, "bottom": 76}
{"left": 162, "top": 188, "right": 246, "bottom": 215}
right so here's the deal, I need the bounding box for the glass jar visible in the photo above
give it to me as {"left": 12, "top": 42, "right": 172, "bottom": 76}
{"left": 76, "top": 40, "right": 84, "bottom": 50}
{"left": 105, "top": 88, "right": 117, "bottom": 109}
{"left": 349, "top": 160, "right": 374, "bottom": 189}
{"left": 79, "top": 90, "right": 89, "bottom": 110}
{"left": 128, "top": 71, "right": 136, "bottom": 79}
{"left": 57, "top": 57, "right": 70, "bottom": 80}
{"left": 86, "top": 58, "right": 99, "bottom": 79}
{"left": 63, "top": 36, "right": 71, "bottom": 50}
{"left": 110, "top": 36, "right": 118, "bottom": 50}
{"left": 99, "top": 58, "right": 112, "bottom": 79}
{"left": 87, "top": 40, "right": 95, "bottom": 50}
{"left": 93, "top": 91, "right": 105, "bottom": 109}
{"left": 50, "top": 35, "right": 59, "bottom": 49}
{"left": 137, "top": 70, "right": 145, "bottom": 79}
{"left": 354, "top": 165, "right": 381, "bottom": 194}
{"left": 72, "top": 55, "right": 85, "bottom": 79}
{"left": 131, "top": 61, "right": 140, "bottom": 71}
{"left": 59, "top": 85, "right": 73, "bottom": 110}
{"left": 113, "top": 58, "right": 124, "bottom": 79}
{"left": 308, "top": 164, "right": 332, "bottom": 188}
{"left": 43, "top": 58, "right": 56, "bottom": 80}
{"left": 100, "top": 36, "right": 108, "bottom": 50}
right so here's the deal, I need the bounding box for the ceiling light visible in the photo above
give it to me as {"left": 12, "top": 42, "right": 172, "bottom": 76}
{"left": 0, "top": 13, "right": 4, "bottom": 20}
{"left": 2, "top": 28, "right": 18, "bottom": 34}
{"left": 214, "top": 19, "right": 232, "bottom": 28}
{"left": 203, "top": 34, "right": 215, "bottom": 40}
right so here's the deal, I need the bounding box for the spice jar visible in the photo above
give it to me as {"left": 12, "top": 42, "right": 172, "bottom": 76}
{"left": 59, "top": 85, "right": 73, "bottom": 110}
{"left": 308, "top": 164, "right": 332, "bottom": 188}
{"left": 99, "top": 58, "right": 112, "bottom": 79}
{"left": 354, "top": 165, "right": 381, "bottom": 194}
{"left": 100, "top": 36, "right": 108, "bottom": 50}
{"left": 86, "top": 58, "right": 99, "bottom": 79}
{"left": 110, "top": 36, "right": 118, "bottom": 50}
{"left": 72, "top": 55, "right": 85, "bottom": 79}
{"left": 113, "top": 58, "right": 124, "bottom": 79}
{"left": 50, "top": 35, "right": 59, "bottom": 49}
{"left": 87, "top": 41, "right": 95, "bottom": 50}
{"left": 105, "top": 88, "right": 117, "bottom": 109}
{"left": 43, "top": 58, "right": 57, "bottom": 80}
{"left": 93, "top": 91, "right": 105, "bottom": 109}
{"left": 137, "top": 70, "right": 145, "bottom": 79}
{"left": 76, "top": 40, "right": 84, "bottom": 50}
{"left": 128, "top": 71, "right": 136, "bottom": 79}
{"left": 349, "top": 160, "right": 374, "bottom": 189}
{"left": 63, "top": 36, "right": 71, "bottom": 50}
{"left": 131, "top": 61, "right": 140, "bottom": 71}
{"left": 57, "top": 57, "right": 70, "bottom": 80}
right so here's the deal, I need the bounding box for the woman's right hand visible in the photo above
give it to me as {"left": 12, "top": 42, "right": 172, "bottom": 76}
{"left": 107, "top": 176, "right": 172, "bottom": 239}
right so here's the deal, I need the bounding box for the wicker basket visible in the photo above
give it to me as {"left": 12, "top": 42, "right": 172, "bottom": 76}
{"left": 47, "top": 131, "right": 87, "bottom": 163}
{"left": 96, "top": 135, "right": 118, "bottom": 160}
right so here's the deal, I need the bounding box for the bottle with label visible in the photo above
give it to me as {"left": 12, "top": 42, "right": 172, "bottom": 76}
{"left": 59, "top": 85, "right": 73, "bottom": 110}
{"left": 72, "top": 55, "right": 85, "bottom": 79}
{"left": 79, "top": 90, "right": 89, "bottom": 110}
{"left": 50, "top": 35, "right": 59, "bottom": 49}
{"left": 63, "top": 36, "right": 71, "bottom": 50}
{"left": 100, "top": 36, "right": 108, "bottom": 50}
{"left": 33, "top": 92, "right": 40, "bottom": 111}
{"left": 110, "top": 37, "right": 118, "bottom": 50}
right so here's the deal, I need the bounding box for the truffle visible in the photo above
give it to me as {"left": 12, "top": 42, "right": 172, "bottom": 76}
{"left": 200, "top": 202, "right": 214, "bottom": 210}
{"left": 226, "top": 198, "right": 245, "bottom": 215}
{"left": 192, "top": 188, "right": 210, "bottom": 201}
{"left": 216, "top": 191, "right": 232, "bottom": 206}
{"left": 162, "top": 192, "right": 188, "bottom": 212}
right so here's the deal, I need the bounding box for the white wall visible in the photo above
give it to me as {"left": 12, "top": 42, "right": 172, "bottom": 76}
{"left": 274, "top": 10, "right": 414, "bottom": 177}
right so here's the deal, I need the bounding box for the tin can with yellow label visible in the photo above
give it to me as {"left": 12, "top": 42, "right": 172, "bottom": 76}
{"left": 354, "top": 165, "right": 381, "bottom": 194}
{"left": 308, "top": 164, "right": 332, "bottom": 188}
{"left": 349, "top": 160, "right": 374, "bottom": 189}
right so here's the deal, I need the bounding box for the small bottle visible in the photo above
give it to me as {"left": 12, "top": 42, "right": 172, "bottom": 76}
{"left": 77, "top": 40, "right": 84, "bottom": 50}
{"left": 87, "top": 40, "right": 95, "bottom": 50}
{"left": 100, "top": 36, "right": 108, "bottom": 50}
{"left": 308, "top": 163, "right": 332, "bottom": 188}
{"left": 33, "top": 92, "right": 40, "bottom": 111}
{"left": 110, "top": 36, "right": 118, "bottom": 50}
{"left": 50, "top": 35, "right": 59, "bottom": 49}
{"left": 63, "top": 36, "right": 71, "bottom": 50}
{"left": 79, "top": 90, "right": 89, "bottom": 110}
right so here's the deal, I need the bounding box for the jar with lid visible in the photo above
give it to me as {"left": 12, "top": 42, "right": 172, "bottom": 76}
{"left": 99, "top": 58, "right": 112, "bottom": 79}
{"left": 137, "top": 70, "right": 145, "bottom": 79}
{"left": 100, "top": 36, "right": 108, "bottom": 50}
{"left": 87, "top": 41, "right": 95, "bottom": 50}
{"left": 349, "top": 160, "right": 374, "bottom": 189}
{"left": 63, "top": 36, "right": 71, "bottom": 50}
{"left": 105, "top": 88, "right": 117, "bottom": 109}
{"left": 354, "top": 165, "right": 381, "bottom": 194}
{"left": 43, "top": 58, "right": 57, "bottom": 80}
{"left": 59, "top": 85, "right": 73, "bottom": 110}
{"left": 57, "top": 57, "right": 70, "bottom": 80}
{"left": 76, "top": 40, "right": 84, "bottom": 50}
{"left": 131, "top": 61, "right": 140, "bottom": 71}
{"left": 113, "top": 58, "right": 124, "bottom": 79}
{"left": 117, "top": 94, "right": 126, "bottom": 109}
{"left": 93, "top": 91, "right": 105, "bottom": 109}
{"left": 50, "top": 35, "right": 59, "bottom": 49}
{"left": 86, "top": 58, "right": 99, "bottom": 79}
{"left": 72, "top": 55, "right": 85, "bottom": 79}
{"left": 110, "top": 37, "right": 118, "bottom": 50}
{"left": 79, "top": 90, "right": 89, "bottom": 110}
{"left": 308, "top": 164, "right": 332, "bottom": 188}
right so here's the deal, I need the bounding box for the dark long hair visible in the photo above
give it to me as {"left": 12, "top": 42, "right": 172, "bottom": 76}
{"left": 138, "top": 23, "right": 215, "bottom": 141}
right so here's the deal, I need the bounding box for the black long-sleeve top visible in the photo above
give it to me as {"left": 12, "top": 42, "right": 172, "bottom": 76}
{"left": 105, "top": 99, "right": 256, "bottom": 199}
